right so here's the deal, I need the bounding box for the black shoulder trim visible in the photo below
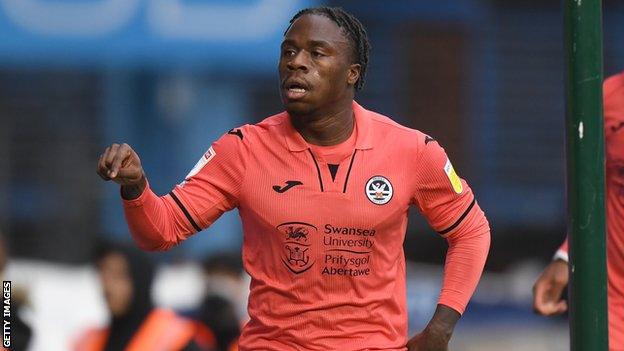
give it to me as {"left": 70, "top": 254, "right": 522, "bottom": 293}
{"left": 227, "top": 128, "right": 243, "bottom": 140}
{"left": 169, "top": 191, "right": 202, "bottom": 232}
{"left": 438, "top": 197, "right": 476, "bottom": 235}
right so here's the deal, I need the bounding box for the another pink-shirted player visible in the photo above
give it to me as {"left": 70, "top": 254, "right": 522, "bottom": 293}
{"left": 533, "top": 71, "right": 624, "bottom": 351}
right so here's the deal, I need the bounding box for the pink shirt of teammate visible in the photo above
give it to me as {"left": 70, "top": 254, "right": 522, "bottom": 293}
{"left": 557, "top": 72, "right": 624, "bottom": 350}
{"left": 123, "top": 102, "right": 490, "bottom": 351}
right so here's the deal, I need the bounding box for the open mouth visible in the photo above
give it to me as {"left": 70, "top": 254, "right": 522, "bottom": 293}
{"left": 282, "top": 79, "right": 310, "bottom": 101}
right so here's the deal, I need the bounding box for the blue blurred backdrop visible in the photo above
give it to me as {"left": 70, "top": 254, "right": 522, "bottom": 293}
{"left": 2, "top": 0, "right": 623, "bottom": 263}
{"left": 1, "top": 2, "right": 623, "bottom": 349}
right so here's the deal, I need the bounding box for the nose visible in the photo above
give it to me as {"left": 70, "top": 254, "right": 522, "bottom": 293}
{"left": 287, "top": 51, "right": 309, "bottom": 72}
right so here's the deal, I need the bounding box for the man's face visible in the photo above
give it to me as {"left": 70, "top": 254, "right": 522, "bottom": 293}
{"left": 98, "top": 252, "right": 133, "bottom": 317}
{"left": 278, "top": 14, "right": 360, "bottom": 117}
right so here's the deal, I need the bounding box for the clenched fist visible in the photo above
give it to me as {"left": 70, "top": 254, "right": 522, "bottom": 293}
{"left": 97, "top": 143, "right": 146, "bottom": 199}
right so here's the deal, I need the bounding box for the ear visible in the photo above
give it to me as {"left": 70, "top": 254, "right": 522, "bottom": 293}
{"left": 347, "top": 63, "right": 361, "bottom": 86}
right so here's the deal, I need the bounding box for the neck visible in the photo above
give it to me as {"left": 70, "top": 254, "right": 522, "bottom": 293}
{"left": 291, "top": 102, "right": 355, "bottom": 146}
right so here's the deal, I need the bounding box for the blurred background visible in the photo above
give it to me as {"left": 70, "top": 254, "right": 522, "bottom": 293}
{"left": 1, "top": 0, "right": 623, "bottom": 350}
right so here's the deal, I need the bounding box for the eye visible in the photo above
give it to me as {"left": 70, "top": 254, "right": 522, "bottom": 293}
{"left": 282, "top": 48, "right": 296, "bottom": 57}
{"left": 312, "top": 51, "right": 325, "bottom": 58}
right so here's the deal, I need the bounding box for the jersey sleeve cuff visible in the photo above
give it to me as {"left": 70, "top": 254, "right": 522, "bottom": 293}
{"left": 553, "top": 249, "right": 569, "bottom": 263}
{"left": 121, "top": 180, "right": 151, "bottom": 208}
{"left": 437, "top": 299, "right": 465, "bottom": 316}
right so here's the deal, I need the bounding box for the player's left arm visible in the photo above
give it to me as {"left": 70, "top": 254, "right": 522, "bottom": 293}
{"left": 408, "top": 137, "right": 491, "bottom": 349}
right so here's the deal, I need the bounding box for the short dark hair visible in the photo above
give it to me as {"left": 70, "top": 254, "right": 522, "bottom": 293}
{"left": 285, "top": 7, "right": 371, "bottom": 91}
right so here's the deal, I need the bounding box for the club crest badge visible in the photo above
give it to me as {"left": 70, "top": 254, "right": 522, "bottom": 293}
{"left": 365, "top": 176, "right": 393, "bottom": 205}
{"left": 278, "top": 222, "right": 317, "bottom": 274}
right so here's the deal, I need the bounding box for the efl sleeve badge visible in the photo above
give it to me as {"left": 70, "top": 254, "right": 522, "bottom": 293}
{"left": 184, "top": 146, "right": 216, "bottom": 180}
{"left": 444, "top": 159, "right": 463, "bottom": 194}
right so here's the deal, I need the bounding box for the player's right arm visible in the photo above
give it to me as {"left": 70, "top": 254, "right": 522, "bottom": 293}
{"left": 96, "top": 128, "right": 248, "bottom": 251}
{"left": 532, "top": 239, "right": 569, "bottom": 316}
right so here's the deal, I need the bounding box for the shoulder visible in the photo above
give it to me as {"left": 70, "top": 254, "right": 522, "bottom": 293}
{"left": 224, "top": 112, "right": 288, "bottom": 145}
{"left": 365, "top": 108, "right": 433, "bottom": 153}
{"left": 143, "top": 309, "right": 196, "bottom": 338}
{"left": 255, "top": 112, "right": 289, "bottom": 128}
{"left": 201, "top": 113, "right": 288, "bottom": 171}
{"left": 133, "top": 309, "right": 196, "bottom": 350}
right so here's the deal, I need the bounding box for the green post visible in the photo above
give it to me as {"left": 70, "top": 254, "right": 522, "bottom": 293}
{"left": 564, "top": 0, "right": 608, "bottom": 350}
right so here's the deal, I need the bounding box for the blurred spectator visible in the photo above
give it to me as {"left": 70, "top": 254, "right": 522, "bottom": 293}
{"left": 202, "top": 254, "right": 248, "bottom": 322}
{"left": 189, "top": 254, "right": 246, "bottom": 351}
{"left": 193, "top": 295, "right": 239, "bottom": 351}
{"left": 74, "top": 243, "right": 211, "bottom": 351}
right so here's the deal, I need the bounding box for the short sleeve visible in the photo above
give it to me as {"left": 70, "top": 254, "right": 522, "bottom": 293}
{"left": 169, "top": 127, "right": 249, "bottom": 230}
{"left": 411, "top": 140, "right": 477, "bottom": 236}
